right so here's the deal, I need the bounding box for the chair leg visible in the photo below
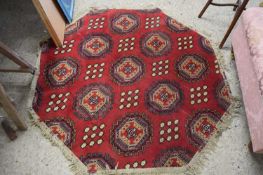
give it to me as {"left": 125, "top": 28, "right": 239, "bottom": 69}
{"left": 1, "top": 119, "right": 17, "bottom": 140}
{"left": 233, "top": 0, "right": 240, "bottom": 11}
{"left": 0, "top": 41, "right": 36, "bottom": 74}
{"left": 248, "top": 140, "right": 253, "bottom": 153}
{"left": 198, "top": 0, "right": 213, "bottom": 18}
{"left": 0, "top": 83, "right": 27, "bottom": 130}
{"left": 219, "top": 0, "right": 249, "bottom": 48}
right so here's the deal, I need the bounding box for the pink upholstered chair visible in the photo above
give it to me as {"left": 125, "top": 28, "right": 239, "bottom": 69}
{"left": 232, "top": 7, "right": 263, "bottom": 153}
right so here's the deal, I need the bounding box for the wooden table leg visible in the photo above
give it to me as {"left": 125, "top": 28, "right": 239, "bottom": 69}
{"left": 198, "top": 0, "right": 213, "bottom": 18}
{"left": 0, "top": 83, "right": 27, "bottom": 130}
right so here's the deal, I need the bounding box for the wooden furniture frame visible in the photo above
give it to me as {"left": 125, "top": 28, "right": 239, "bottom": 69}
{"left": 0, "top": 84, "right": 27, "bottom": 130}
{"left": 198, "top": 0, "right": 250, "bottom": 48}
{"left": 0, "top": 41, "right": 36, "bottom": 73}
{"left": 0, "top": 41, "right": 36, "bottom": 130}
{"left": 32, "top": 0, "right": 66, "bottom": 47}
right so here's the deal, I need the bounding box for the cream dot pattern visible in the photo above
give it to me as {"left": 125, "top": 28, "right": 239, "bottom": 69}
{"left": 145, "top": 16, "right": 160, "bottom": 29}
{"left": 125, "top": 160, "right": 147, "bottom": 169}
{"left": 81, "top": 123, "right": 106, "bottom": 148}
{"left": 152, "top": 59, "right": 169, "bottom": 77}
{"left": 85, "top": 62, "right": 105, "bottom": 80}
{"left": 159, "top": 119, "right": 179, "bottom": 143}
{"left": 118, "top": 37, "right": 135, "bottom": 52}
{"left": 177, "top": 36, "right": 193, "bottom": 50}
{"left": 190, "top": 85, "right": 209, "bottom": 105}
{"left": 119, "top": 89, "right": 140, "bottom": 109}
{"left": 45, "top": 92, "right": 70, "bottom": 113}
{"left": 54, "top": 40, "right": 75, "bottom": 55}
{"left": 88, "top": 17, "right": 106, "bottom": 29}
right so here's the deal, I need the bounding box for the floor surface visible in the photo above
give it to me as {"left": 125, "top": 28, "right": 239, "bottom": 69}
{"left": 0, "top": 0, "right": 263, "bottom": 174}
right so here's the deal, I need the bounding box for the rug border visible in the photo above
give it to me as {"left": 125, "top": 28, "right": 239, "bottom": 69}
{"left": 27, "top": 8, "right": 241, "bottom": 175}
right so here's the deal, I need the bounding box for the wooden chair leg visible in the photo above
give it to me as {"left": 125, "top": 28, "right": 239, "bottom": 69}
{"left": 233, "top": 0, "right": 240, "bottom": 11}
{"left": 0, "top": 41, "right": 36, "bottom": 74}
{"left": 198, "top": 0, "right": 213, "bottom": 18}
{"left": 231, "top": 45, "right": 235, "bottom": 60}
{"left": 219, "top": 0, "right": 249, "bottom": 48}
{"left": 248, "top": 140, "right": 253, "bottom": 153}
{"left": 0, "top": 83, "right": 27, "bottom": 130}
{"left": 1, "top": 119, "right": 17, "bottom": 140}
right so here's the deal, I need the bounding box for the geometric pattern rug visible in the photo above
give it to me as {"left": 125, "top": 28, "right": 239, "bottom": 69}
{"left": 31, "top": 8, "right": 232, "bottom": 174}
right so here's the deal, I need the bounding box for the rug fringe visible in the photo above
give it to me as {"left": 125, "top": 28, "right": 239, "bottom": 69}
{"left": 26, "top": 47, "right": 89, "bottom": 175}
{"left": 90, "top": 98, "right": 241, "bottom": 175}
{"left": 26, "top": 9, "right": 242, "bottom": 175}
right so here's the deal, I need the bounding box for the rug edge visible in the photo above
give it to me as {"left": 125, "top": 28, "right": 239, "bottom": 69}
{"left": 26, "top": 47, "right": 89, "bottom": 175}
{"left": 26, "top": 10, "right": 241, "bottom": 175}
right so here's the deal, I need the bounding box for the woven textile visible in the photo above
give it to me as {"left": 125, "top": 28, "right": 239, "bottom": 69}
{"left": 33, "top": 9, "right": 231, "bottom": 173}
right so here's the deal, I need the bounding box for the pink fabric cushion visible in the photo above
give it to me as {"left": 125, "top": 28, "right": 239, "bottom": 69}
{"left": 232, "top": 12, "right": 263, "bottom": 153}
{"left": 242, "top": 7, "right": 263, "bottom": 92}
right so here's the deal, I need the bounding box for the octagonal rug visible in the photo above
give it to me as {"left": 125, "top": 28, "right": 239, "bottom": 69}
{"left": 30, "top": 8, "right": 234, "bottom": 175}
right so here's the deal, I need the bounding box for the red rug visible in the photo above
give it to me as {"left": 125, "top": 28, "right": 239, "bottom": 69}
{"left": 33, "top": 8, "right": 232, "bottom": 173}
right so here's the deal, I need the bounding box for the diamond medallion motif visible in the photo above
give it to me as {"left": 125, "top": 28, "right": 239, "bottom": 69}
{"left": 81, "top": 89, "right": 107, "bottom": 113}
{"left": 187, "top": 110, "right": 220, "bottom": 148}
{"left": 111, "top": 56, "right": 144, "bottom": 85}
{"left": 146, "top": 81, "right": 183, "bottom": 114}
{"left": 167, "top": 17, "right": 189, "bottom": 32}
{"left": 81, "top": 153, "right": 116, "bottom": 173}
{"left": 45, "top": 118, "right": 75, "bottom": 148}
{"left": 110, "top": 113, "right": 152, "bottom": 156}
{"left": 65, "top": 19, "right": 82, "bottom": 35}
{"left": 112, "top": 13, "right": 139, "bottom": 34}
{"left": 45, "top": 58, "right": 79, "bottom": 88}
{"left": 74, "top": 84, "right": 113, "bottom": 120}
{"left": 154, "top": 148, "right": 194, "bottom": 167}
{"left": 141, "top": 32, "right": 171, "bottom": 57}
{"left": 176, "top": 54, "right": 208, "bottom": 81}
{"left": 35, "top": 9, "right": 233, "bottom": 173}
{"left": 216, "top": 80, "right": 231, "bottom": 110}
{"left": 199, "top": 36, "right": 214, "bottom": 53}
{"left": 79, "top": 34, "right": 111, "bottom": 58}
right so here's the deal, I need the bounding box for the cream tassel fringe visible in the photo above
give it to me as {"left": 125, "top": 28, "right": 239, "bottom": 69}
{"left": 26, "top": 9, "right": 242, "bottom": 175}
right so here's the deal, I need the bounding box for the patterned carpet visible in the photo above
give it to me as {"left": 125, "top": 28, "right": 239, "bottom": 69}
{"left": 33, "top": 9, "right": 232, "bottom": 174}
